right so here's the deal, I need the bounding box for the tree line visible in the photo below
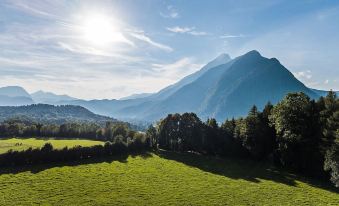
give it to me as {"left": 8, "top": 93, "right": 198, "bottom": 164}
{"left": 146, "top": 92, "right": 338, "bottom": 187}
{"left": 0, "top": 138, "right": 150, "bottom": 167}
{"left": 0, "top": 119, "right": 152, "bottom": 166}
{"left": 0, "top": 120, "right": 139, "bottom": 142}
{"left": 0, "top": 91, "right": 337, "bottom": 187}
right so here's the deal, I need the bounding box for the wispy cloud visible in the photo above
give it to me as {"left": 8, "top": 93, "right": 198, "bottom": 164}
{"left": 166, "top": 26, "right": 208, "bottom": 36}
{"left": 160, "top": 5, "right": 179, "bottom": 19}
{"left": 130, "top": 32, "right": 173, "bottom": 52}
{"left": 0, "top": 1, "right": 180, "bottom": 99}
{"left": 220, "top": 34, "right": 246, "bottom": 39}
{"left": 189, "top": 31, "right": 208, "bottom": 36}
{"left": 151, "top": 57, "right": 203, "bottom": 80}
{"left": 5, "top": 0, "right": 69, "bottom": 23}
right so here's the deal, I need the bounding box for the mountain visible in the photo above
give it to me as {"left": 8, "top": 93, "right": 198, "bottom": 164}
{"left": 118, "top": 53, "right": 231, "bottom": 102}
{"left": 31, "top": 90, "right": 78, "bottom": 104}
{"left": 56, "top": 53, "right": 232, "bottom": 118}
{"left": 0, "top": 104, "right": 116, "bottom": 125}
{"left": 0, "top": 86, "right": 31, "bottom": 97}
{"left": 148, "top": 53, "right": 232, "bottom": 101}
{"left": 0, "top": 86, "right": 34, "bottom": 106}
{"left": 0, "top": 51, "right": 332, "bottom": 122}
{"left": 101, "top": 51, "right": 319, "bottom": 121}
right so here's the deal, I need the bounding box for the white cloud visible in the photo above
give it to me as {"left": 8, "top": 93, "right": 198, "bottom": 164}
{"left": 160, "top": 5, "right": 179, "bottom": 19}
{"left": 293, "top": 70, "right": 312, "bottom": 80}
{"left": 166, "top": 26, "right": 208, "bottom": 36}
{"left": 166, "top": 26, "right": 193, "bottom": 33}
{"left": 324, "top": 79, "right": 329, "bottom": 84}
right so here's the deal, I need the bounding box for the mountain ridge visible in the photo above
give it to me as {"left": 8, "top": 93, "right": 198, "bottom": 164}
{"left": 0, "top": 50, "right": 337, "bottom": 122}
{"left": 31, "top": 90, "right": 78, "bottom": 104}
{"left": 121, "top": 50, "right": 318, "bottom": 121}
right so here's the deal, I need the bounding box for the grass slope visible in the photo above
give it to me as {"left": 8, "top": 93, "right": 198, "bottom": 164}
{"left": 0, "top": 151, "right": 338, "bottom": 205}
{"left": 0, "top": 138, "right": 104, "bottom": 154}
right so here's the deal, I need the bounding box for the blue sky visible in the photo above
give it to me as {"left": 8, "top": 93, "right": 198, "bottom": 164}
{"left": 0, "top": 0, "right": 338, "bottom": 99}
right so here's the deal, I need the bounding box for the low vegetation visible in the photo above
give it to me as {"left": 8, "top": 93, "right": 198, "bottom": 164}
{"left": 0, "top": 91, "right": 337, "bottom": 205}
{"left": 0, "top": 152, "right": 338, "bottom": 205}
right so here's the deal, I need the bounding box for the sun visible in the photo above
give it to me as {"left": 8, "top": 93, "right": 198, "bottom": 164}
{"left": 80, "top": 14, "right": 128, "bottom": 46}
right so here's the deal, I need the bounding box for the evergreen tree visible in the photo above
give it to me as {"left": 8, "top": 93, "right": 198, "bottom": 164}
{"left": 204, "top": 118, "right": 220, "bottom": 154}
{"left": 146, "top": 125, "right": 157, "bottom": 149}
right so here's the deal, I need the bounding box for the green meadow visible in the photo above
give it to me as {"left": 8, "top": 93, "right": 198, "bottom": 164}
{"left": 0, "top": 149, "right": 338, "bottom": 205}
{"left": 0, "top": 138, "right": 104, "bottom": 154}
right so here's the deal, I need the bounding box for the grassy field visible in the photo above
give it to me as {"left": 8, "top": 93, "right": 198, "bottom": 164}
{"left": 0, "top": 138, "right": 104, "bottom": 154}
{"left": 0, "top": 150, "right": 338, "bottom": 205}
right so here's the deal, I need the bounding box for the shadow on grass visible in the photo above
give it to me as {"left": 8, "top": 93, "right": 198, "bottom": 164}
{"left": 0, "top": 149, "right": 337, "bottom": 194}
{"left": 157, "top": 150, "right": 339, "bottom": 193}
{"left": 0, "top": 151, "right": 153, "bottom": 175}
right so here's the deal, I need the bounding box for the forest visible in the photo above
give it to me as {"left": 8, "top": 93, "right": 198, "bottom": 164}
{"left": 0, "top": 91, "right": 338, "bottom": 187}
{"left": 148, "top": 91, "right": 339, "bottom": 187}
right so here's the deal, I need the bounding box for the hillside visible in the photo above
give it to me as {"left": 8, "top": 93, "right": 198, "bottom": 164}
{"left": 0, "top": 151, "right": 337, "bottom": 205}
{"left": 0, "top": 104, "right": 116, "bottom": 125}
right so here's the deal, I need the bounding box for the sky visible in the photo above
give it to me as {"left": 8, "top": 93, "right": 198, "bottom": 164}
{"left": 0, "top": 0, "right": 338, "bottom": 99}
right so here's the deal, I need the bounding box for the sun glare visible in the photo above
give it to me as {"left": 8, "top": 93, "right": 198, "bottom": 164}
{"left": 80, "top": 14, "right": 128, "bottom": 46}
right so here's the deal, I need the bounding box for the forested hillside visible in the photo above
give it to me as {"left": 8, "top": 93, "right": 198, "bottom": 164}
{"left": 0, "top": 104, "right": 116, "bottom": 125}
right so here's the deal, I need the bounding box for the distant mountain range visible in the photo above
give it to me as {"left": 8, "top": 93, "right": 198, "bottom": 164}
{"left": 0, "top": 50, "right": 337, "bottom": 122}
{"left": 0, "top": 86, "right": 34, "bottom": 106}
{"left": 31, "top": 90, "right": 78, "bottom": 104}
{"left": 0, "top": 86, "right": 77, "bottom": 106}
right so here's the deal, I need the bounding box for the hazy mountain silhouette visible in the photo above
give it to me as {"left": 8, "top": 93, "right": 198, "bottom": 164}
{"left": 119, "top": 93, "right": 153, "bottom": 100}
{"left": 53, "top": 53, "right": 232, "bottom": 118}
{"left": 0, "top": 86, "right": 30, "bottom": 97}
{"left": 0, "top": 86, "right": 34, "bottom": 106}
{"left": 112, "top": 50, "right": 318, "bottom": 121}
{"left": 31, "top": 90, "right": 78, "bottom": 104}
{"left": 148, "top": 53, "right": 232, "bottom": 101}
